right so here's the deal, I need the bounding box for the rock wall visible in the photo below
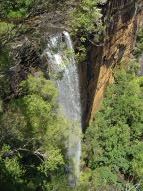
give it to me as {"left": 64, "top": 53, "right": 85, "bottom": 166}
{"left": 1, "top": 0, "right": 143, "bottom": 128}
{"left": 81, "top": 0, "right": 143, "bottom": 127}
{"left": 0, "top": 40, "right": 44, "bottom": 101}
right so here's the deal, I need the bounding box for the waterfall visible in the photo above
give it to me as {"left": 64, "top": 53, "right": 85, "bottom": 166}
{"left": 44, "top": 31, "right": 82, "bottom": 186}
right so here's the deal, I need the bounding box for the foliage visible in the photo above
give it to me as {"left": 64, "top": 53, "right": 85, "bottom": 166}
{"left": 83, "top": 63, "right": 143, "bottom": 190}
{"left": 69, "top": 0, "right": 106, "bottom": 62}
{"left": 0, "top": 72, "right": 69, "bottom": 190}
{"left": 0, "top": 22, "right": 14, "bottom": 35}
{"left": 0, "top": 145, "right": 26, "bottom": 191}
{"left": 0, "top": 0, "right": 34, "bottom": 19}
{"left": 70, "top": 0, "right": 104, "bottom": 35}
{"left": 0, "top": 0, "right": 69, "bottom": 20}
{"left": 134, "top": 27, "right": 143, "bottom": 59}
{"left": 0, "top": 48, "right": 11, "bottom": 72}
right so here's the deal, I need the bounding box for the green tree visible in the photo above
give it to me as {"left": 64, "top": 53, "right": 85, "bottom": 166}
{"left": 0, "top": 72, "right": 70, "bottom": 190}
{"left": 83, "top": 63, "right": 143, "bottom": 190}
{"left": 69, "top": 0, "right": 106, "bottom": 62}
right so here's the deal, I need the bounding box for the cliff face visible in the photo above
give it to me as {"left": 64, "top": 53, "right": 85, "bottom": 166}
{"left": 81, "top": 0, "right": 143, "bottom": 127}
{"left": 1, "top": 0, "right": 143, "bottom": 128}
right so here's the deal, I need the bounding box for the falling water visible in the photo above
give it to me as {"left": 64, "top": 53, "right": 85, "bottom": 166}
{"left": 44, "top": 31, "right": 82, "bottom": 186}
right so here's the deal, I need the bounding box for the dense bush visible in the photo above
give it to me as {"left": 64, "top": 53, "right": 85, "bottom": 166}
{"left": 134, "top": 27, "right": 143, "bottom": 59}
{"left": 69, "top": 0, "right": 106, "bottom": 62}
{"left": 83, "top": 63, "right": 143, "bottom": 190}
{"left": 0, "top": 0, "right": 34, "bottom": 19}
{"left": 0, "top": 73, "right": 69, "bottom": 190}
{"left": 70, "top": 0, "right": 104, "bottom": 35}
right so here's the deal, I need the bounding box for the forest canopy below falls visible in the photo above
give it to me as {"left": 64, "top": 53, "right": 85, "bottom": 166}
{"left": 0, "top": 0, "right": 143, "bottom": 191}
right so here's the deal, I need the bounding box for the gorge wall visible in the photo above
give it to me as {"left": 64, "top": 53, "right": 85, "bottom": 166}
{"left": 2, "top": 0, "right": 143, "bottom": 128}
{"left": 81, "top": 0, "right": 143, "bottom": 127}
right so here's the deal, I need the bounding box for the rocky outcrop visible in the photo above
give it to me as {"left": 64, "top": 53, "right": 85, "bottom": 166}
{"left": 0, "top": 40, "right": 44, "bottom": 101}
{"left": 81, "top": 0, "right": 143, "bottom": 127}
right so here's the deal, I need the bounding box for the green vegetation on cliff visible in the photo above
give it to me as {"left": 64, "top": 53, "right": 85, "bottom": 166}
{"left": 69, "top": 0, "right": 106, "bottom": 62}
{"left": 83, "top": 63, "right": 143, "bottom": 190}
{"left": 0, "top": 0, "right": 35, "bottom": 20}
{"left": 134, "top": 27, "right": 143, "bottom": 59}
{"left": 0, "top": 0, "right": 143, "bottom": 191}
{"left": 0, "top": 73, "right": 69, "bottom": 191}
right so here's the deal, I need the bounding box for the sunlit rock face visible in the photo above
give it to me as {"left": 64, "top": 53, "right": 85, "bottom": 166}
{"left": 80, "top": 0, "right": 143, "bottom": 127}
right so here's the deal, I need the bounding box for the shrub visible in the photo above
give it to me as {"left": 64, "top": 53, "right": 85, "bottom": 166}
{"left": 84, "top": 63, "right": 143, "bottom": 189}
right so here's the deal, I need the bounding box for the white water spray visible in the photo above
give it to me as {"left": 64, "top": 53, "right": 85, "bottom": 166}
{"left": 44, "top": 31, "right": 82, "bottom": 186}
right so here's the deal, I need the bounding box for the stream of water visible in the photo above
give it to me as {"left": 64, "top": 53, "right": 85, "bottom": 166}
{"left": 44, "top": 31, "right": 82, "bottom": 187}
